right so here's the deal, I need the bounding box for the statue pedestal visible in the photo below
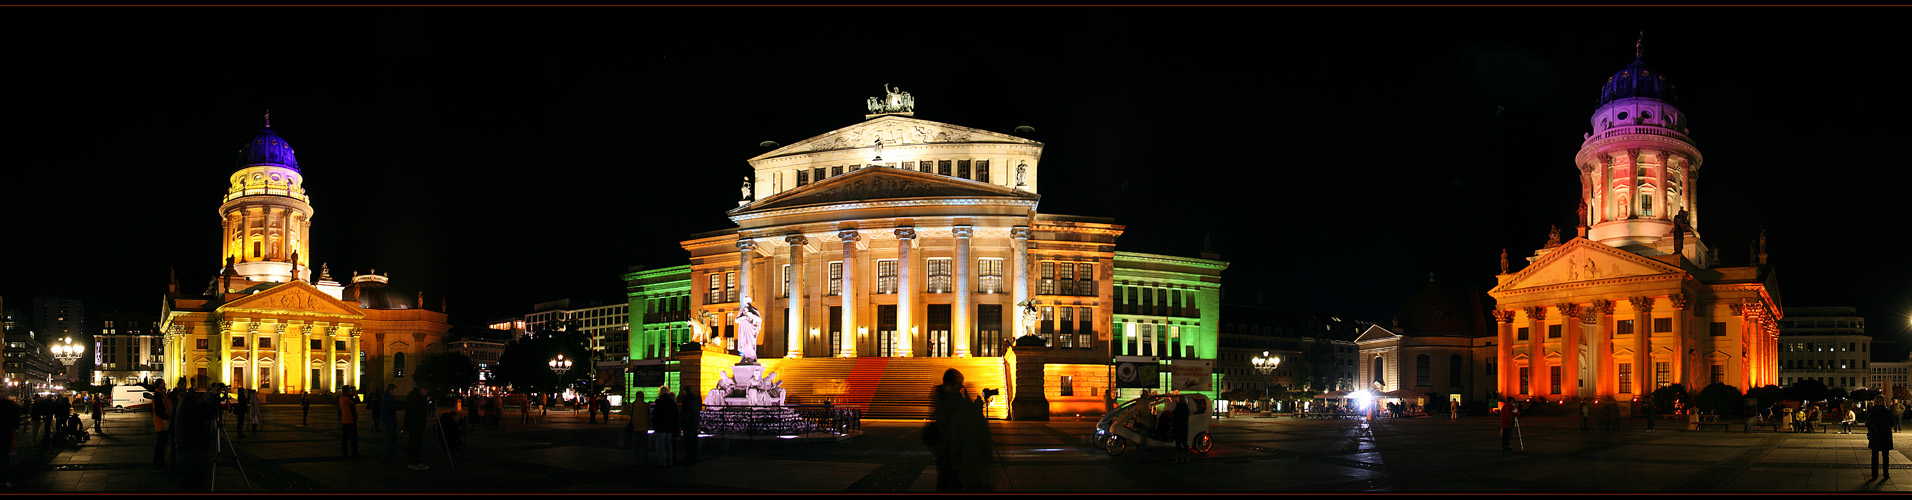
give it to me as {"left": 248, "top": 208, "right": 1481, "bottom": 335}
{"left": 1009, "top": 344, "right": 1050, "bottom": 421}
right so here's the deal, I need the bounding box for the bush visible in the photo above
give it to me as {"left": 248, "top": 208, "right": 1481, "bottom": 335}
{"left": 1650, "top": 384, "right": 1689, "bottom": 415}
{"left": 1695, "top": 383, "right": 1744, "bottom": 417}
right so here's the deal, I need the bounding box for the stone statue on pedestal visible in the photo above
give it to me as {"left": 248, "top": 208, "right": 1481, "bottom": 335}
{"left": 1500, "top": 248, "right": 1509, "bottom": 274}
{"left": 736, "top": 294, "right": 761, "bottom": 363}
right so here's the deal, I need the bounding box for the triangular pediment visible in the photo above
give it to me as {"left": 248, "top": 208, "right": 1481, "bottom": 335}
{"left": 734, "top": 166, "right": 1039, "bottom": 215}
{"left": 1493, "top": 238, "right": 1684, "bottom": 293}
{"left": 1355, "top": 325, "right": 1400, "bottom": 343}
{"left": 753, "top": 115, "right": 1040, "bottom": 160}
{"left": 218, "top": 280, "right": 365, "bottom": 318}
{"left": 1706, "top": 350, "right": 1732, "bottom": 362}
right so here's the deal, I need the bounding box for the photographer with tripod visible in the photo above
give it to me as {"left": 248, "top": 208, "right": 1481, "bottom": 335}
{"left": 173, "top": 378, "right": 220, "bottom": 491}
{"left": 1498, "top": 401, "right": 1521, "bottom": 451}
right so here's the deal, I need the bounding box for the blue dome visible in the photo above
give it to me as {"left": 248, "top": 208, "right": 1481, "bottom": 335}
{"left": 236, "top": 127, "right": 300, "bottom": 171}
{"left": 1598, "top": 58, "right": 1677, "bottom": 107}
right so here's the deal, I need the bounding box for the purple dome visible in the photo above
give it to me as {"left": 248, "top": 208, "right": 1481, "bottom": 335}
{"left": 236, "top": 127, "right": 300, "bottom": 171}
{"left": 1597, "top": 57, "right": 1677, "bottom": 107}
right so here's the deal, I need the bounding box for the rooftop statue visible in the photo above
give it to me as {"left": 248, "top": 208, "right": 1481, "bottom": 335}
{"left": 867, "top": 84, "right": 914, "bottom": 114}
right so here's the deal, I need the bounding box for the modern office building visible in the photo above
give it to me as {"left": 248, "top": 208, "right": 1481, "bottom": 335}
{"left": 1776, "top": 307, "right": 1870, "bottom": 389}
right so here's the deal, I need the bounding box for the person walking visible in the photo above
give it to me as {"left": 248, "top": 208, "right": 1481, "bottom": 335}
{"left": 1870, "top": 396, "right": 1897, "bottom": 480}
{"left": 680, "top": 389, "right": 702, "bottom": 466}
{"left": 1579, "top": 401, "right": 1591, "bottom": 432}
{"left": 925, "top": 368, "right": 996, "bottom": 491}
{"left": 90, "top": 396, "right": 105, "bottom": 434}
{"left": 1171, "top": 395, "right": 1192, "bottom": 464}
{"left": 300, "top": 393, "right": 311, "bottom": 426}
{"left": 174, "top": 380, "right": 219, "bottom": 492}
{"left": 149, "top": 382, "right": 174, "bottom": 473}
{"left": 652, "top": 387, "right": 678, "bottom": 467}
{"left": 1499, "top": 401, "right": 1517, "bottom": 450}
{"left": 587, "top": 394, "right": 598, "bottom": 424}
{"left": 403, "top": 387, "right": 430, "bottom": 471}
{"left": 628, "top": 391, "right": 651, "bottom": 465}
{"left": 247, "top": 388, "right": 263, "bottom": 434}
{"left": 230, "top": 388, "right": 249, "bottom": 438}
{"left": 338, "top": 386, "right": 361, "bottom": 458}
{"left": 1, "top": 393, "right": 20, "bottom": 489}
{"left": 381, "top": 385, "right": 401, "bottom": 458}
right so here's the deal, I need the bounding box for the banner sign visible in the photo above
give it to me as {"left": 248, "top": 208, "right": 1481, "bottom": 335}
{"left": 1168, "top": 360, "right": 1214, "bottom": 392}
{"left": 1114, "top": 359, "right": 1160, "bottom": 388}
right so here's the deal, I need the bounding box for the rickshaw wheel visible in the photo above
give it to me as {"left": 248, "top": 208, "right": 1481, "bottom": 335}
{"left": 1104, "top": 435, "right": 1129, "bottom": 456}
{"left": 1193, "top": 432, "right": 1213, "bottom": 454}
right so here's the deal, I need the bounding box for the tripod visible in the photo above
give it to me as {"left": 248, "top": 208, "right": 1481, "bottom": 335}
{"left": 209, "top": 416, "right": 254, "bottom": 491}
{"left": 1513, "top": 415, "right": 1525, "bottom": 451}
{"left": 431, "top": 408, "right": 456, "bottom": 469}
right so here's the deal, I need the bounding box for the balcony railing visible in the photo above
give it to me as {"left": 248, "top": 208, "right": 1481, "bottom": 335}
{"left": 1584, "top": 125, "right": 1695, "bottom": 147}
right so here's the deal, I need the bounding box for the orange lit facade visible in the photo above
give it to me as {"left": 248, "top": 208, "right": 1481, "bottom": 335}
{"left": 1487, "top": 51, "right": 1779, "bottom": 407}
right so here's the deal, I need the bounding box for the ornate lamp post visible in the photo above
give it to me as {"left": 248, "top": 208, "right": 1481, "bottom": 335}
{"left": 1252, "top": 351, "right": 1280, "bottom": 411}
{"left": 50, "top": 338, "right": 84, "bottom": 390}
{"left": 548, "top": 354, "right": 572, "bottom": 415}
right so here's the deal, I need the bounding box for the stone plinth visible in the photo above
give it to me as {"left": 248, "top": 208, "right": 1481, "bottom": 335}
{"left": 1009, "top": 345, "right": 1049, "bottom": 421}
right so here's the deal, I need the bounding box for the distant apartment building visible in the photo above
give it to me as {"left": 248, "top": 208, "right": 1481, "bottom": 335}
{"left": 1777, "top": 307, "right": 1871, "bottom": 389}
{"left": 96, "top": 312, "right": 163, "bottom": 386}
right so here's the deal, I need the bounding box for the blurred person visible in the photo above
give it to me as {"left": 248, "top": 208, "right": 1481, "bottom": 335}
{"left": 338, "top": 386, "right": 361, "bottom": 458}
{"left": 1871, "top": 396, "right": 1897, "bottom": 480}
{"left": 652, "top": 386, "right": 678, "bottom": 466}
{"left": 926, "top": 369, "right": 996, "bottom": 491}
{"left": 404, "top": 387, "right": 430, "bottom": 471}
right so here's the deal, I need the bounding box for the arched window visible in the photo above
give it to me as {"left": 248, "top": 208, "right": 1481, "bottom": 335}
{"left": 394, "top": 351, "right": 406, "bottom": 378}
{"left": 1641, "top": 194, "right": 1653, "bottom": 217}
{"left": 1416, "top": 355, "right": 1431, "bottom": 386}
{"left": 1449, "top": 355, "right": 1464, "bottom": 387}
{"left": 1372, "top": 356, "right": 1386, "bottom": 388}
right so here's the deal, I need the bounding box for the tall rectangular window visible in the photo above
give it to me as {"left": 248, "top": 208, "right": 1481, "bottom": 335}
{"left": 877, "top": 305, "right": 897, "bottom": 357}
{"left": 1655, "top": 361, "right": 1670, "bottom": 387}
{"left": 1618, "top": 363, "right": 1633, "bottom": 393}
{"left": 725, "top": 272, "right": 738, "bottom": 303}
{"left": 1517, "top": 327, "right": 1529, "bottom": 341}
{"left": 1156, "top": 289, "right": 1169, "bottom": 316}
{"left": 1548, "top": 324, "right": 1561, "bottom": 339}
{"left": 797, "top": 169, "right": 810, "bottom": 187}
{"left": 976, "top": 160, "right": 990, "bottom": 183}
{"left": 1077, "top": 307, "right": 1093, "bottom": 350}
{"left": 233, "top": 337, "right": 246, "bottom": 348}
{"left": 828, "top": 306, "right": 842, "bottom": 357}
{"left": 1040, "top": 306, "right": 1055, "bottom": 345}
{"left": 1711, "top": 365, "right": 1725, "bottom": 384}
{"left": 1616, "top": 320, "right": 1634, "bottom": 335}
{"left": 977, "top": 304, "right": 1002, "bottom": 357}
{"left": 1039, "top": 262, "right": 1056, "bottom": 295}
{"left": 1653, "top": 318, "right": 1672, "bottom": 332}
{"left": 782, "top": 265, "right": 792, "bottom": 298}
{"left": 311, "top": 339, "right": 321, "bottom": 350}
{"left": 1519, "top": 367, "right": 1530, "bottom": 395}
{"left": 828, "top": 262, "right": 843, "bottom": 296}
{"left": 832, "top": 165, "right": 843, "bottom": 177}
{"left": 957, "top": 159, "right": 971, "bottom": 179}
{"left": 709, "top": 274, "right": 722, "bottom": 304}
{"left": 1710, "top": 322, "right": 1726, "bottom": 337}
{"left": 1550, "top": 366, "right": 1562, "bottom": 394}
{"left": 1076, "top": 262, "right": 1094, "bottom": 296}
{"left": 1060, "top": 375, "right": 1074, "bottom": 396}
{"left": 814, "top": 167, "right": 827, "bottom": 181}
{"left": 927, "top": 258, "right": 952, "bottom": 293}
{"left": 978, "top": 258, "right": 1003, "bottom": 293}
{"left": 927, "top": 305, "right": 951, "bottom": 357}
{"left": 938, "top": 160, "right": 952, "bottom": 176}
{"left": 919, "top": 161, "right": 931, "bottom": 173}
{"left": 1059, "top": 307, "right": 1075, "bottom": 349}
{"left": 876, "top": 259, "right": 898, "bottom": 294}
{"left": 903, "top": 161, "right": 915, "bottom": 171}
{"left": 1058, "top": 263, "right": 1076, "bottom": 296}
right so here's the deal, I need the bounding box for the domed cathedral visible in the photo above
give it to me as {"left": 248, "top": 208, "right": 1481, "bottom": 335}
{"left": 1488, "top": 38, "right": 1780, "bottom": 413}
{"left": 659, "top": 87, "right": 1226, "bottom": 420}
{"left": 159, "top": 113, "right": 451, "bottom": 397}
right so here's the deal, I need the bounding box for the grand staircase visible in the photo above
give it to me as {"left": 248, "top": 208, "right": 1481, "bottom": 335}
{"left": 759, "top": 357, "right": 1009, "bottom": 420}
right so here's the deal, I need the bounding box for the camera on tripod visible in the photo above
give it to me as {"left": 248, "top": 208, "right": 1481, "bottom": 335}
{"left": 981, "top": 388, "right": 1000, "bottom": 403}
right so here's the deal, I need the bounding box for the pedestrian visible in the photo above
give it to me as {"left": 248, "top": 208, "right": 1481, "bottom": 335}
{"left": 925, "top": 368, "right": 995, "bottom": 491}
{"left": 381, "top": 385, "right": 401, "bottom": 458}
{"left": 247, "top": 388, "right": 262, "bottom": 433}
{"left": 1499, "top": 401, "right": 1517, "bottom": 450}
{"left": 1844, "top": 405, "right": 1858, "bottom": 434}
{"left": 91, "top": 396, "right": 105, "bottom": 434}
{"left": 652, "top": 386, "right": 678, "bottom": 467}
{"left": 1807, "top": 405, "right": 1822, "bottom": 433}
{"left": 1899, "top": 400, "right": 1910, "bottom": 433}
{"left": 1871, "top": 396, "right": 1898, "bottom": 479}
{"left": 231, "top": 388, "right": 249, "bottom": 438}
{"left": 174, "top": 379, "right": 220, "bottom": 492}
{"left": 149, "top": 382, "right": 173, "bottom": 473}
{"left": 404, "top": 386, "right": 430, "bottom": 471}
{"left": 628, "top": 390, "right": 651, "bottom": 465}
{"left": 1645, "top": 402, "right": 1656, "bottom": 431}
{"left": 588, "top": 394, "right": 598, "bottom": 424}
{"left": 680, "top": 388, "right": 702, "bottom": 466}
{"left": 300, "top": 393, "right": 311, "bottom": 426}
{"left": 338, "top": 385, "right": 362, "bottom": 458}
{"left": 602, "top": 394, "right": 613, "bottom": 423}
{"left": 1580, "top": 401, "right": 1591, "bottom": 432}
{"left": 0, "top": 393, "right": 20, "bottom": 489}
{"left": 1450, "top": 402, "right": 1459, "bottom": 420}
{"left": 1171, "top": 395, "right": 1192, "bottom": 464}
{"left": 369, "top": 389, "right": 384, "bottom": 432}
{"left": 1605, "top": 402, "right": 1621, "bottom": 431}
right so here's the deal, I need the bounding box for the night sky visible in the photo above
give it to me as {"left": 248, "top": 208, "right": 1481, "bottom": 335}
{"left": 4, "top": 8, "right": 1911, "bottom": 359}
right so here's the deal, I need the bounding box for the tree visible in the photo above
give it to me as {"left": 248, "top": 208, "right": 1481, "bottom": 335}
{"left": 493, "top": 319, "right": 589, "bottom": 397}
{"left": 1851, "top": 388, "right": 1881, "bottom": 405}
{"left": 1294, "top": 340, "right": 1338, "bottom": 392}
{"left": 412, "top": 353, "right": 479, "bottom": 396}
{"left": 1695, "top": 382, "right": 1744, "bottom": 417}
{"left": 1750, "top": 385, "right": 1785, "bottom": 408}
{"left": 1789, "top": 379, "right": 1831, "bottom": 402}
{"left": 1650, "top": 384, "right": 1689, "bottom": 415}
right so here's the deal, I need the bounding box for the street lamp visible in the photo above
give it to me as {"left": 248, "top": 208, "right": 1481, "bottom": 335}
{"left": 50, "top": 338, "right": 84, "bottom": 390}
{"left": 548, "top": 354, "right": 572, "bottom": 415}
{"left": 1252, "top": 351, "right": 1280, "bottom": 411}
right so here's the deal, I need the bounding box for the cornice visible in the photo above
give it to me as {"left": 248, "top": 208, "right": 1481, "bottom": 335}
{"left": 1112, "top": 251, "right": 1230, "bottom": 270}
{"left": 730, "top": 198, "right": 1038, "bottom": 223}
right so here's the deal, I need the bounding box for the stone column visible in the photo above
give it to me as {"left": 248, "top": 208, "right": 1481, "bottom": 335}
{"left": 895, "top": 227, "right": 916, "bottom": 357}
{"left": 1557, "top": 302, "right": 1579, "bottom": 399}
{"left": 1525, "top": 306, "right": 1547, "bottom": 398}
{"left": 1630, "top": 297, "right": 1653, "bottom": 395}
{"left": 738, "top": 238, "right": 757, "bottom": 357}
{"left": 1669, "top": 293, "right": 1690, "bottom": 387}
{"left": 323, "top": 325, "right": 336, "bottom": 392}
{"left": 785, "top": 235, "right": 807, "bottom": 358}
{"left": 1012, "top": 226, "right": 1032, "bottom": 343}
{"left": 1594, "top": 300, "right": 1616, "bottom": 397}
{"left": 839, "top": 230, "right": 860, "bottom": 358}
{"left": 349, "top": 331, "right": 361, "bottom": 390}
{"left": 953, "top": 225, "right": 973, "bottom": 358}
{"left": 1492, "top": 310, "right": 1515, "bottom": 398}
{"left": 248, "top": 323, "right": 261, "bottom": 390}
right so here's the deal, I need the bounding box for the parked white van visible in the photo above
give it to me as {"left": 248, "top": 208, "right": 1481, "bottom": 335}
{"left": 111, "top": 385, "right": 152, "bottom": 412}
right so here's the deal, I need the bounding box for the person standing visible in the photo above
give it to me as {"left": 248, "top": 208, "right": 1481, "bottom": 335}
{"left": 628, "top": 391, "right": 651, "bottom": 466}
{"left": 1870, "top": 396, "right": 1897, "bottom": 480}
{"left": 369, "top": 389, "right": 384, "bottom": 432}
{"left": 300, "top": 393, "right": 311, "bottom": 427}
{"left": 652, "top": 387, "right": 678, "bottom": 467}
{"left": 403, "top": 387, "right": 430, "bottom": 471}
{"left": 926, "top": 369, "right": 995, "bottom": 491}
{"left": 90, "top": 396, "right": 105, "bottom": 434}
{"left": 587, "top": 394, "right": 598, "bottom": 424}
{"left": 680, "top": 389, "right": 702, "bottom": 466}
{"left": 247, "top": 388, "right": 262, "bottom": 434}
{"left": 231, "top": 388, "right": 249, "bottom": 438}
{"left": 1579, "top": 401, "right": 1591, "bottom": 432}
{"left": 0, "top": 393, "right": 20, "bottom": 489}
{"left": 1171, "top": 395, "right": 1192, "bottom": 464}
{"left": 337, "top": 386, "right": 361, "bottom": 458}
{"left": 1499, "top": 401, "right": 1517, "bottom": 450}
{"left": 381, "top": 385, "right": 401, "bottom": 458}
{"left": 149, "top": 383, "right": 173, "bottom": 473}
{"left": 1898, "top": 400, "right": 1909, "bottom": 433}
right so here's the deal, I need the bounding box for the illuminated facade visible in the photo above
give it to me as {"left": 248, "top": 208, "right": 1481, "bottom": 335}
{"left": 646, "top": 93, "right": 1223, "bottom": 418}
{"left": 1488, "top": 47, "right": 1781, "bottom": 407}
{"left": 96, "top": 312, "right": 163, "bottom": 386}
{"left": 160, "top": 117, "right": 450, "bottom": 395}
{"left": 1775, "top": 307, "right": 1869, "bottom": 389}
{"left": 1356, "top": 280, "right": 1490, "bottom": 408}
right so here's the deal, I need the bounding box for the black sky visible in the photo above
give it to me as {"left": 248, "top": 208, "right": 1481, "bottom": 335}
{"left": 5, "top": 7, "right": 1911, "bottom": 358}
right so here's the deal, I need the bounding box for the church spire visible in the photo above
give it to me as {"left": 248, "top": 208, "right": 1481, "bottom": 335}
{"left": 1635, "top": 31, "right": 1644, "bottom": 60}
{"left": 264, "top": 109, "right": 271, "bottom": 128}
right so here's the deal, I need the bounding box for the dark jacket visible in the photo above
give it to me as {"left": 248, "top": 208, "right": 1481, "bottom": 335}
{"left": 404, "top": 390, "right": 429, "bottom": 432}
{"left": 0, "top": 398, "right": 19, "bottom": 431}
{"left": 679, "top": 392, "right": 702, "bottom": 436}
{"left": 928, "top": 385, "right": 995, "bottom": 490}
{"left": 653, "top": 392, "right": 679, "bottom": 434}
{"left": 382, "top": 391, "right": 400, "bottom": 423}
{"left": 175, "top": 390, "right": 219, "bottom": 449}
{"left": 1868, "top": 405, "right": 1896, "bottom": 451}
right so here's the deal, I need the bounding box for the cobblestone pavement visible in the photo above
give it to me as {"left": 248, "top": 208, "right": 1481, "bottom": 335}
{"left": 4, "top": 407, "right": 1911, "bottom": 492}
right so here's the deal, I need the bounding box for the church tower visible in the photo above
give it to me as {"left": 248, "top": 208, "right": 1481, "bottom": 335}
{"left": 1574, "top": 36, "right": 1712, "bottom": 267}
{"left": 219, "top": 112, "right": 313, "bottom": 284}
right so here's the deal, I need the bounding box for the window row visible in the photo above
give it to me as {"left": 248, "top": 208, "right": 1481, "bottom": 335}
{"left": 1118, "top": 285, "right": 1197, "bottom": 317}
{"left": 793, "top": 159, "right": 992, "bottom": 188}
